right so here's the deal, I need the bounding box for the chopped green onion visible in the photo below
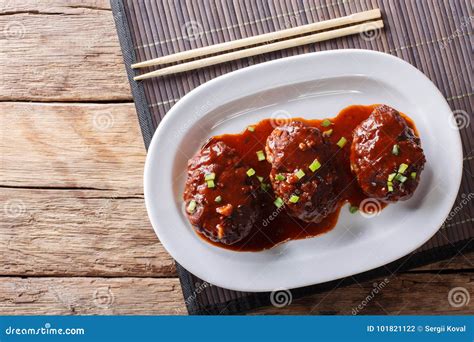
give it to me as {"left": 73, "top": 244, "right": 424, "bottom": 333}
{"left": 387, "top": 181, "right": 394, "bottom": 192}
{"left": 398, "top": 163, "right": 409, "bottom": 174}
{"left": 392, "top": 144, "right": 400, "bottom": 156}
{"left": 246, "top": 168, "right": 256, "bottom": 177}
{"left": 214, "top": 196, "right": 222, "bottom": 203}
{"left": 257, "top": 176, "right": 263, "bottom": 182}
{"left": 274, "top": 197, "right": 284, "bottom": 208}
{"left": 321, "top": 119, "right": 332, "bottom": 127}
{"left": 275, "top": 173, "right": 286, "bottom": 181}
{"left": 289, "top": 194, "right": 300, "bottom": 203}
{"left": 204, "top": 172, "right": 215, "bottom": 181}
{"left": 398, "top": 175, "right": 408, "bottom": 183}
{"left": 256, "top": 150, "right": 266, "bottom": 161}
{"left": 388, "top": 173, "right": 397, "bottom": 182}
{"left": 261, "top": 183, "right": 270, "bottom": 191}
{"left": 349, "top": 205, "right": 359, "bottom": 214}
{"left": 309, "top": 159, "right": 321, "bottom": 172}
{"left": 295, "top": 169, "right": 305, "bottom": 179}
{"left": 336, "top": 137, "right": 347, "bottom": 148}
{"left": 247, "top": 126, "right": 255, "bottom": 132}
{"left": 206, "top": 180, "right": 215, "bottom": 188}
{"left": 410, "top": 172, "right": 417, "bottom": 179}
{"left": 187, "top": 200, "right": 197, "bottom": 213}
{"left": 322, "top": 129, "right": 333, "bottom": 137}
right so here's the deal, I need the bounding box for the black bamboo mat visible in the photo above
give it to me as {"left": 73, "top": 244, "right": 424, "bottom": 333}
{"left": 111, "top": 0, "right": 473, "bottom": 315}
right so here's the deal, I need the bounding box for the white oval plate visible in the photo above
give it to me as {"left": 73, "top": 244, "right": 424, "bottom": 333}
{"left": 144, "top": 50, "right": 462, "bottom": 292}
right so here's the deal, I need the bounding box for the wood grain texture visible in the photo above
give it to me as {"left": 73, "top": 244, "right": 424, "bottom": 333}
{"left": 1, "top": 273, "right": 471, "bottom": 315}
{"left": 0, "top": 0, "right": 130, "bottom": 101}
{"left": 0, "top": 0, "right": 111, "bottom": 13}
{"left": 0, "top": 102, "right": 144, "bottom": 192}
{"left": 251, "top": 273, "right": 473, "bottom": 315}
{"left": 411, "top": 254, "right": 474, "bottom": 272}
{"left": 0, "top": 187, "right": 175, "bottom": 277}
{"left": 0, "top": 277, "right": 186, "bottom": 315}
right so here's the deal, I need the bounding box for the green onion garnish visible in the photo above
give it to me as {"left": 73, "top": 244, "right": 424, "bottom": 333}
{"left": 336, "top": 137, "right": 347, "bottom": 148}
{"left": 215, "top": 196, "right": 222, "bottom": 203}
{"left": 261, "top": 183, "right": 270, "bottom": 191}
{"left": 187, "top": 200, "right": 197, "bottom": 213}
{"left": 289, "top": 194, "right": 300, "bottom": 203}
{"left": 322, "top": 129, "right": 333, "bottom": 137}
{"left": 275, "top": 173, "right": 286, "bottom": 181}
{"left": 256, "top": 150, "right": 266, "bottom": 161}
{"left": 411, "top": 172, "right": 417, "bottom": 179}
{"left": 204, "top": 172, "right": 215, "bottom": 181}
{"left": 349, "top": 205, "right": 359, "bottom": 214}
{"left": 257, "top": 176, "right": 263, "bottom": 182}
{"left": 247, "top": 126, "right": 255, "bottom": 132}
{"left": 309, "top": 159, "right": 321, "bottom": 172}
{"left": 295, "top": 169, "right": 305, "bottom": 179}
{"left": 321, "top": 119, "right": 332, "bottom": 127}
{"left": 398, "top": 175, "right": 408, "bottom": 183}
{"left": 395, "top": 173, "right": 407, "bottom": 183}
{"left": 206, "top": 180, "right": 215, "bottom": 188}
{"left": 387, "top": 181, "right": 394, "bottom": 192}
{"left": 246, "top": 168, "right": 256, "bottom": 177}
{"left": 392, "top": 144, "right": 400, "bottom": 156}
{"left": 274, "top": 197, "right": 284, "bottom": 208}
{"left": 398, "top": 163, "right": 409, "bottom": 174}
{"left": 388, "top": 173, "right": 397, "bottom": 182}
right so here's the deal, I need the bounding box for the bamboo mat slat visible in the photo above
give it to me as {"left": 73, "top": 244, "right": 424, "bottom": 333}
{"left": 111, "top": 0, "right": 473, "bottom": 315}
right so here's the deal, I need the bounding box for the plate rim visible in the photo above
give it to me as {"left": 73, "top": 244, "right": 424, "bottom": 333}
{"left": 144, "top": 49, "right": 463, "bottom": 292}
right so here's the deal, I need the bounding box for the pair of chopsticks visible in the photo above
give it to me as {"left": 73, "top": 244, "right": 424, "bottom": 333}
{"left": 133, "top": 9, "right": 383, "bottom": 81}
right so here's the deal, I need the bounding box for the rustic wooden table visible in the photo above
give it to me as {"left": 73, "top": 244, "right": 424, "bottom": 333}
{"left": 1, "top": 1, "right": 472, "bottom": 315}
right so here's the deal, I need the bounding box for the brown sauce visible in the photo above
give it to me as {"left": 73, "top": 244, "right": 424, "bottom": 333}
{"left": 195, "top": 104, "right": 417, "bottom": 252}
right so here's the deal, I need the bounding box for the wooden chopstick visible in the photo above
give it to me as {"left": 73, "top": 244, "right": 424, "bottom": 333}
{"left": 132, "top": 9, "right": 381, "bottom": 69}
{"left": 133, "top": 20, "right": 384, "bottom": 81}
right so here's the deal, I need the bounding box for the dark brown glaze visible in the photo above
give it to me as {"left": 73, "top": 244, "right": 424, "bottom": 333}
{"left": 265, "top": 121, "right": 338, "bottom": 222}
{"left": 350, "top": 105, "right": 425, "bottom": 202}
{"left": 184, "top": 104, "right": 422, "bottom": 252}
{"left": 183, "top": 140, "right": 261, "bottom": 244}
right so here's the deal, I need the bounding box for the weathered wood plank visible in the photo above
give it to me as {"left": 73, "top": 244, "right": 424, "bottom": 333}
{"left": 252, "top": 273, "right": 473, "bottom": 315}
{"left": 1, "top": 273, "right": 471, "bottom": 315}
{"left": 0, "top": 0, "right": 111, "bottom": 13}
{"left": 0, "top": 188, "right": 176, "bottom": 277}
{"left": 0, "top": 102, "right": 144, "bottom": 192}
{"left": 0, "top": 0, "right": 131, "bottom": 101}
{"left": 0, "top": 277, "right": 186, "bottom": 315}
{"left": 411, "top": 253, "right": 474, "bottom": 272}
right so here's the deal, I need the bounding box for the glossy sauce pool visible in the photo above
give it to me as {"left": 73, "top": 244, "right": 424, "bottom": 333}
{"left": 196, "top": 104, "right": 416, "bottom": 252}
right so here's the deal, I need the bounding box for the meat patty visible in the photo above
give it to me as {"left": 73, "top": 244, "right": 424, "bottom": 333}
{"left": 183, "top": 140, "right": 261, "bottom": 244}
{"left": 350, "top": 105, "right": 426, "bottom": 202}
{"left": 265, "top": 121, "right": 338, "bottom": 222}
